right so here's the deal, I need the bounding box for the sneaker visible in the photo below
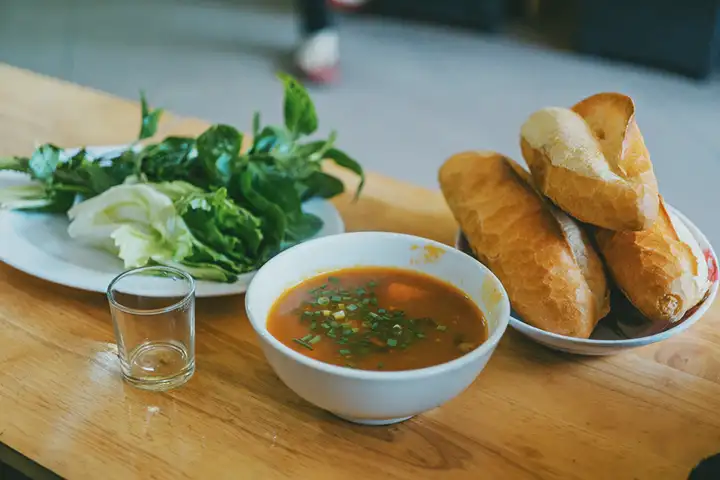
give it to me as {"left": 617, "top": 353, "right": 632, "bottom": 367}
{"left": 295, "top": 29, "right": 340, "bottom": 84}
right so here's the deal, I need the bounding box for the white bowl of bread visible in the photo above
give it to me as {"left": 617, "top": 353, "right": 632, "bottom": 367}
{"left": 441, "top": 93, "right": 718, "bottom": 355}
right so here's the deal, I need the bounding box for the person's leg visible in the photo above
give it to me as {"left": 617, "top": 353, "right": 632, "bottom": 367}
{"left": 299, "top": 0, "right": 334, "bottom": 33}
{"left": 295, "top": 0, "right": 340, "bottom": 83}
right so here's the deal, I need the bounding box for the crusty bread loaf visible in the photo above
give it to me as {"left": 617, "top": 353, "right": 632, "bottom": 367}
{"left": 594, "top": 198, "right": 710, "bottom": 324}
{"left": 439, "top": 151, "right": 610, "bottom": 338}
{"left": 519, "top": 93, "right": 659, "bottom": 231}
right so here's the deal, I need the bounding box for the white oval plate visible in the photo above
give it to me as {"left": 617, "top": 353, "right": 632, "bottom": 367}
{"left": 0, "top": 146, "right": 345, "bottom": 297}
{"left": 455, "top": 205, "right": 719, "bottom": 355}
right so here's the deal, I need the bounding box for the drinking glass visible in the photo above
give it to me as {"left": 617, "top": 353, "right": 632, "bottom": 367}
{"left": 107, "top": 266, "right": 196, "bottom": 391}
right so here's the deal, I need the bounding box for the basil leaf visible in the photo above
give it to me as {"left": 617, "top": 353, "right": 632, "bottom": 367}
{"left": 299, "top": 171, "right": 344, "bottom": 200}
{"left": 277, "top": 73, "right": 318, "bottom": 137}
{"left": 141, "top": 137, "right": 199, "bottom": 183}
{"left": 0, "top": 156, "right": 30, "bottom": 174}
{"left": 196, "top": 125, "right": 243, "bottom": 186}
{"left": 252, "top": 126, "right": 293, "bottom": 155}
{"left": 294, "top": 130, "right": 337, "bottom": 162}
{"left": 285, "top": 212, "right": 323, "bottom": 243}
{"left": 324, "top": 148, "right": 365, "bottom": 200}
{"left": 29, "top": 144, "right": 62, "bottom": 181}
{"left": 252, "top": 111, "right": 261, "bottom": 140}
{"left": 237, "top": 167, "right": 287, "bottom": 259}
{"left": 138, "top": 91, "right": 164, "bottom": 140}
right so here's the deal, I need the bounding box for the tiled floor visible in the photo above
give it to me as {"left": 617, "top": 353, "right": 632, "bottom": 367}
{"left": 1, "top": 0, "right": 719, "bottom": 243}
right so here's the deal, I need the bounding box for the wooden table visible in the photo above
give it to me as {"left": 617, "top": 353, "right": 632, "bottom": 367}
{"left": 0, "top": 63, "right": 718, "bottom": 480}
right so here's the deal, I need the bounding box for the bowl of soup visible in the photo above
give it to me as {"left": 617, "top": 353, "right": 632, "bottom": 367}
{"left": 245, "top": 232, "right": 510, "bottom": 425}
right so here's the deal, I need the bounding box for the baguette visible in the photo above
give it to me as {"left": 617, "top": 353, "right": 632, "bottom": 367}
{"left": 594, "top": 198, "right": 710, "bottom": 324}
{"left": 519, "top": 93, "right": 659, "bottom": 231}
{"left": 439, "top": 151, "right": 610, "bottom": 338}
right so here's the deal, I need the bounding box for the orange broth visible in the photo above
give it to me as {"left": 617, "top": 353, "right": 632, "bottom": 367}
{"left": 266, "top": 267, "right": 488, "bottom": 371}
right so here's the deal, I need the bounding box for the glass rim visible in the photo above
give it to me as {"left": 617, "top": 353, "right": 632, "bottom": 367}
{"left": 106, "top": 265, "right": 196, "bottom": 316}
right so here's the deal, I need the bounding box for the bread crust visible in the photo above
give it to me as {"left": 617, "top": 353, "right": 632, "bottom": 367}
{"left": 520, "top": 93, "right": 659, "bottom": 231}
{"left": 439, "top": 151, "right": 610, "bottom": 338}
{"left": 594, "top": 199, "right": 710, "bottom": 323}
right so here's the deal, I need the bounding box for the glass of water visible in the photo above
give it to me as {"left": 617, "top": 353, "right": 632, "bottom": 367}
{"left": 107, "top": 266, "right": 196, "bottom": 391}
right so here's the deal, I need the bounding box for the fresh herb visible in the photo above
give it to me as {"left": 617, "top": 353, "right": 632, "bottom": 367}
{"left": 292, "top": 275, "right": 461, "bottom": 365}
{"left": 293, "top": 338, "right": 314, "bottom": 350}
{"left": 0, "top": 74, "right": 364, "bottom": 282}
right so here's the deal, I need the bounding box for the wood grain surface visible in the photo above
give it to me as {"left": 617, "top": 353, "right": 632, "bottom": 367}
{"left": 0, "top": 63, "right": 718, "bottom": 480}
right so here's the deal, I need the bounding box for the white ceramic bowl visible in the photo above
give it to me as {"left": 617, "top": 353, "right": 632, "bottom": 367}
{"left": 455, "top": 205, "right": 719, "bottom": 355}
{"left": 245, "top": 232, "right": 510, "bottom": 425}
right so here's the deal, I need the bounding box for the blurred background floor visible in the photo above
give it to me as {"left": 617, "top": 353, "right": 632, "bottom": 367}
{"left": 0, "top": 0, "right": 718, "bottom": 243}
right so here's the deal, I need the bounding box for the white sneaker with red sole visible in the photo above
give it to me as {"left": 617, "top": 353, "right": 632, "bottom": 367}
{"left": 295, "top": 29, "right": 340, "bottom": 84}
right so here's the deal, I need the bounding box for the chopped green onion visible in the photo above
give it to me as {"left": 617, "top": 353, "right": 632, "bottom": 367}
{"left": 317, "top": 297, "right": 330, "bottom": 305}
{"left": 310, "top": 321, "right": 317, "bottom": 330}
{"left": 332, "top": 310, "right": 346, "bottom": 320}
{"left": 362, "top": 298, "right": 370, "bottom": 305}
{"left": 378, "top": 308, "right": 386, "bottom": 314}
{"left": 351, "top": 327, "right": 360, "bottom": 333}
{"left": 436, "top": 325, "right": 447, "bottom": 331}
{"left": 370, "top": 298, "right": 378, "bottom": 305}
{"left": 368, "top": 281, "right": 377, "bottom": 288}
{"left": 327, "top": 329, "right": 337, "bottom": 338}
{"left": 330, "top": 321, "right": 339, "bottom": 328}
{"left": 356, "top": 288, "right": 366, "bottom": 296}
{"left": 386, "top": 338, "right": 398, "bottom": 347}
{"left": 321, "top": 322, "right": 330, "bottom": 329}
{"left": 339, "top": 349, "right": 352, "bottom": 356}
{"left": 338, "top": 303, "right": 345, "bottom": 310}
{"left": 293, "top": 338, "right": 313, "bottom": 350}
{"left": 347, "top": 304, "right": 358, "bottom": 312}
{"left": 331, "top": 295, "right": 342, "bottom": 303}
{"left": 301, "top": 333, "right": 313, "bottom": 342}
{"left": 328, "top": 276, "right": 340, "bottom": 284}
{"left": 303, "top": 311, "right": 313, "bottom": 316}
{"left": 342, "top": 328, "right": 352, "bottom": 335}
{"left": 309, "top": 335, "right": 322, "bottom": 344}
{"left": 416, "top": 333, "right": 425, "bottom": 338}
